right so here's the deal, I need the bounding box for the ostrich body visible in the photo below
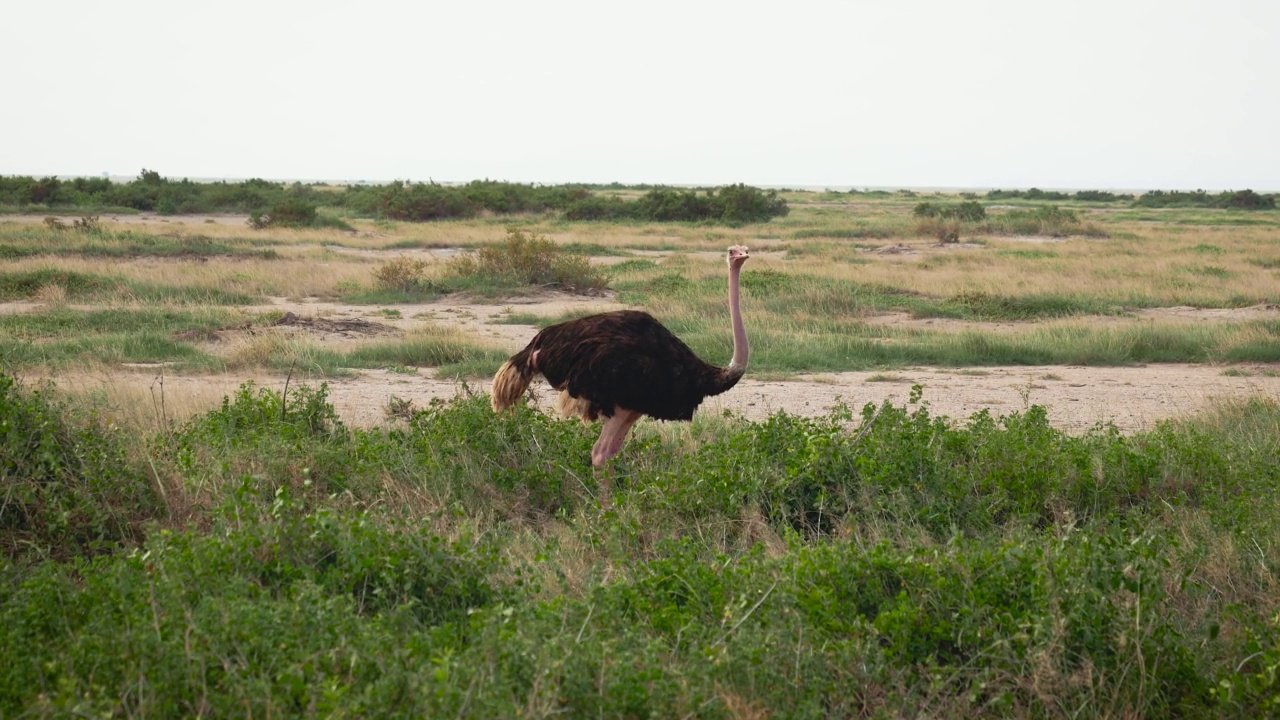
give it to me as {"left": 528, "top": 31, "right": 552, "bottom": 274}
{"left": 491, "top": 245, "right": 750, "bottom": 469}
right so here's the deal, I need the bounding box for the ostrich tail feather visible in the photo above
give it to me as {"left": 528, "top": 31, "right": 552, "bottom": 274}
{"left": 556, "top": 390, "right": 594, "bottom": 422}
{"left": 491, "top": 357, "right": 534, "bottom": 412}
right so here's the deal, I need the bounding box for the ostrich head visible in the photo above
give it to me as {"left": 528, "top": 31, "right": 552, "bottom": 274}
{"left": 727, "top": 245, "right": 750, "bottom": 269}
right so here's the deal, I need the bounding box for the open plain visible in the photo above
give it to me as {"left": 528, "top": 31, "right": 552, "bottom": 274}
{"left": 4, "top": 195, "right": 1280, "bottom": 432}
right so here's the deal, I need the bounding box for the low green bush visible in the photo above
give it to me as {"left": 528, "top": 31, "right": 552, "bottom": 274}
{"left": 1135, "top": 189, "right": 1276, "bottom": 210}
{"left": 913, "top": 201, "right": 986, "bottom": 222}
{"left": 0, "top": 375, "right": 159, "bottom": 562}
{"left": 447, "top": 229, "right": 608, "bottom": 293}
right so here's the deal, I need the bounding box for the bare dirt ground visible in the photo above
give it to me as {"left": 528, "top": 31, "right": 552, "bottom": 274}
{"left": 9, "top": 290, "right": 1280, "bottom": 432}
{"left": 43, "top": 361, "right": 1280, "bottom": 434}
{"left": 6, "top": 212, "right": 253, "bottom": 226}
{"left": 4, "top": 213, "right": 253, "bottom": 227}
{"left": 345, "top": 362, "right": 1280, "bottom": 432}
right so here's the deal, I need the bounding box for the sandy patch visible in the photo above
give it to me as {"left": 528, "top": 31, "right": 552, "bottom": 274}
{"left": 1137, "top": 304, "right": 1280, "bottom": 322}
{"left": 42, "top": 362, "right": 1279, "bottom": 434}
{"left": 708, "top": 364, "right": 1280, "bottom": 433}
{"left": 236, "top": 293, "right": 629, "bottom": 348}
{"left": 321, "top": 245, "right": 465, "bottom": 261}
{"left": 2, "top": 213, "right": 252, "bottom": 227}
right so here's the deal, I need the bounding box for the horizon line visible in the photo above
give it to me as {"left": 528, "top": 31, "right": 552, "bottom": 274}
{"left": 2, "top": 173, "right": 1275, "bottom": 195}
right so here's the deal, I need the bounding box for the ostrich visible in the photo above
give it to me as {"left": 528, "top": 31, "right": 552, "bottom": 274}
{"left": 491, "top": 245, "right": 751, "bottom": 473}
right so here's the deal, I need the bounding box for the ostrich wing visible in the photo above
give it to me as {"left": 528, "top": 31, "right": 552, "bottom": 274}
{"left": 531, "top": 311, "right": 719, "bottom": 421}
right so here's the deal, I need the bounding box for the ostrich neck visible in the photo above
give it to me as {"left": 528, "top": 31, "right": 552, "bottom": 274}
{"left": 727, "top": 263, "right": 748, "bottom": 371}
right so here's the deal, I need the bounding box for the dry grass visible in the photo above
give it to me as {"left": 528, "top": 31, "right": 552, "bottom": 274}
{"left": 6, "top": 202, "right": 1280, "bottom": 381}
{"left": 18, "top": 366, "right": 260, "bottom": 432}
{"left": 784, "top": 228, "right": 1280, "bottom": 306}
{"left": 0, "top": 253, "right": 377, "bottom": 300}
{"left": 15, "top": 207, "right": 1276, "bottom": 309}
{"left": 219, "top": 333, "right": 328, "bottom": 371}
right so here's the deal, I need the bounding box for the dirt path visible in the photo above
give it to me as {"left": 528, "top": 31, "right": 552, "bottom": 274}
{"left": 241, "top": 294, "right": 629, "bottom": 347}
{"left": 3, "top": 213, "right": 252, "bottom": 227}
{"left": 54, "top": 362, "right": 1277, "bottom": 434}
{"left": 340, "top": 363, "right": 1280, "bottom": 432}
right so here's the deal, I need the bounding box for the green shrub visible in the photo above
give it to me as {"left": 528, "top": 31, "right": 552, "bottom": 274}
{"left": 0, "top": 374, "right": 159, "bottom": 562}
{"left": 0, "top": 377, "right": 1278, "bottom": 716}
{"left": 0, "top": 269, "right": 119, "bottom": 300}
{"left": 565, "top": 185, "right": 789, "bottom": 224}
{"left": 913, "top": 201, "right": 986, "bottom": 222}
{"left": 248, "top": 198, "right": 350, "bottom": 230}
{"left": 0, "top": 492, "right": 508, "bottom": 717}
{"left": 916, "top": 216, "right": 962, "bottom": 242}
{"left": 987, "top": 205, "right": 1104, "bottom": 237}
{"left": 1135, "top": 189, "right": 1277, "bottom": 210}
{"left": 372, "top": 256, "right": 430, "bottom": 292}
{"left": 1074, "top": 190, "right": 1134, "bottom": 202}
{"left": 448, "top": 229, "right": 608, "bottom": 293}
{"left": 365, "top": 181, "right": 481, "bottom": 221}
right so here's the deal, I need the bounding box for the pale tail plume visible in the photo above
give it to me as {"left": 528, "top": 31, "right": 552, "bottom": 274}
{"left": 556, "top": 390, "right": 593, "bottom": 422}
{"left": 490, "top": 356, "right": 534, "bottom": 412}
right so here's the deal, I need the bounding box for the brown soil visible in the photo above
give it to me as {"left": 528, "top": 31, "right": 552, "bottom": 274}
{"left": 8, "top": 291, "right": 1280, "bottom": 432}
{"left": 55, "top": 362, "right": 1278, "bottom": 434}
{"left": 370, "top": 363, "right": 1280, "bottom": 432}
{"left": 4, "top": 213, "right": 252, "bottom": 227}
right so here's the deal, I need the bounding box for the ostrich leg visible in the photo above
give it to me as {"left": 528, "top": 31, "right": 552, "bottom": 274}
{"left": 591, "top": 408, "right": 642, "bottom": 500}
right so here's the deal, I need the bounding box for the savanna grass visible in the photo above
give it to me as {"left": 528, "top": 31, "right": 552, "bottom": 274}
{"left": 0, "top": 223, "right": 281, "bottom": 260}
{"left": 7, "top": 198, "right": 1280, "bottom": 379}
{"left": 0, "top": 268, "right": 256, "bottom": 305}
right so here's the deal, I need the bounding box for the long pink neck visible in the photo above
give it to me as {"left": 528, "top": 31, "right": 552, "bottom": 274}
{"left": 727, "top": 262, "right": 748, "bottom": 371}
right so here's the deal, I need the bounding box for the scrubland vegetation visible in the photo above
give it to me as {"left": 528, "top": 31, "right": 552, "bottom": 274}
{"left": 2, "top": 178, "right": 1280, "bottom": 716}
{"left": 0, "top": 173, "right": 791, "bottom": 225}
{"left": 3, "top": 376, "right": 1280, "bottom": 716}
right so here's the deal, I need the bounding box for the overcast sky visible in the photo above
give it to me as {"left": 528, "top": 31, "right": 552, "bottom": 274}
{"left": 2, "top": 0, "right": 1276, "bottom": 190}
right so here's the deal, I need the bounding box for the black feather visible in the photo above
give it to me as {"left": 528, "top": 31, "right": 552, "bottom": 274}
{"left": 521, "top": 310, "right": 741, "bottom": 421}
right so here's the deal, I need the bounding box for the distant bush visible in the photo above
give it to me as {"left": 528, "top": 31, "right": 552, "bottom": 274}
{"left": 988, "top": 205, "right": 1104, "bottom": 237}
{"left": 373, "top": 256, "right": 431, "bottom": 292}
{"left": 914, "top": 204, "right": 1103, "bottom": 240}
{"left": 449, "top": 229, "right": 608, "bottom": 293}
{"left": 356, "top": 181, "right": 481, "bottom": 221}
{"left": 913, "top": 202, "right": 985, "bottom": 241}
{"left": 986, "top": 189, "right": 1134, "bottom": 203}
{"left": 916, "top": 217, "right": 962, "bottom": 243}
{"left": 985, "top": 188, "right": 1071, "bottom": 201}
{"left": 0, "top": 269, "right": 119, "bottom": 300}
{"left": 913, "top": 201, "right": 986, "bottom": 222}
{"left": 566, "top": 184, "right": 789, "bottom": 224}
{"left": 1074, "top": 190, "right": 1134, "bottom": 202}
{"left": 562, "top": 195, "right": 633, "bottom": 221}
{"left": 72, "top": 215, "right": 101, "bottom": 232}
{"left": 248, "top": 199, "right": 352, "bottom": 230}
{"left": 1134, "top": 189, "right": 1276, "bottom": 210}
{"left": 248, "top": 198, "right": 316, "bottom": 229}
{"left": 1, "top": 174, "right": 788, "bottom": 225}
{"left": 1219, "top": 189, "right": 1275, "bottom": 210}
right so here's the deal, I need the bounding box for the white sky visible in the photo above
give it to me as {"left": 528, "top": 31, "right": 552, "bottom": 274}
{"left": 2, "top": 0, "right": 1277, "bottom": 190}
